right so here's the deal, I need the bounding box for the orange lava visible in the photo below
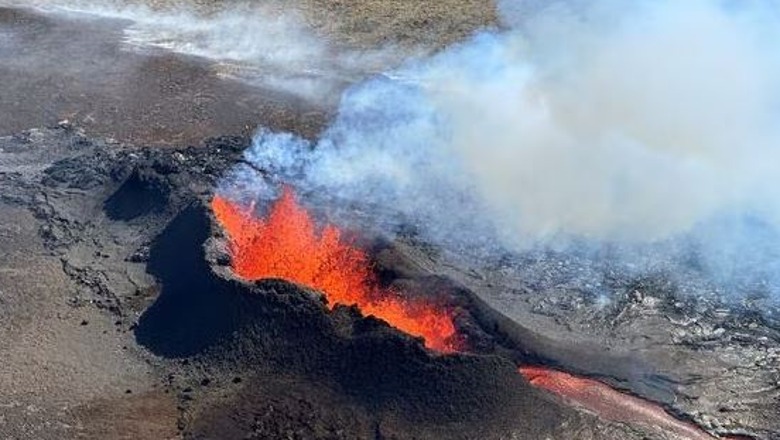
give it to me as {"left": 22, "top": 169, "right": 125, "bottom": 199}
{"left": 211, "top": 187, "right": 725, "bottom": 439}
{"left": 520, "top": 367, "right": 722, "bottom": 440}
{"left": 212, "top": 187, "right": 461, "bottom": 353}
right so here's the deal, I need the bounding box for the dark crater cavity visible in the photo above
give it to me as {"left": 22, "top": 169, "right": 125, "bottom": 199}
{"left": 134, "top": 203, "right": 241, "bottom": 357}
{"left": 104, "top": 167, "right": 169, "bottom": 220}
{"left": 133, "top": 201, "right": 576, "bottom": 439}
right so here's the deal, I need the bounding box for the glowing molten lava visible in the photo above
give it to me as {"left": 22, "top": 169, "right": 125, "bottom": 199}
{"left": 520, "top": 367, "right": 724, "bottom": 440}
{"left": 211, "top": 188, "right": 725, "bottom": 438}
{"left": 212, "top": 187, "right": 461, "bottom": 353}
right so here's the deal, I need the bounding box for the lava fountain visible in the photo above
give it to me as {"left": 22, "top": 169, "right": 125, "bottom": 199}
{"left": 212, "top": 187, "right": 732, "bottom": 440}
{"left": 211, "top": 186, "right": 462, "bottom": 353}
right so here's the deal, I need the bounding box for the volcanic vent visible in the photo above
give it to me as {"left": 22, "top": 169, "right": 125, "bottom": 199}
{"left": 206, "top": 184, "right": 747, "bottom": 440}
{"left": 134, "top": 195, "right": 574, "bottom": 440}
{"left": 212, "top": 186, "right": 463, "bottom": 353}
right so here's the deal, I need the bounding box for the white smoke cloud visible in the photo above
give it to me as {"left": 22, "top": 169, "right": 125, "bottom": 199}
{"left": 14, "top": 0, "right": 409, "bottom": 102}
{"left": 223, "top": 0, "right": 780, "bottom": 295}
{"left": 437, "top": 0, "right": 780, "bottom": 241}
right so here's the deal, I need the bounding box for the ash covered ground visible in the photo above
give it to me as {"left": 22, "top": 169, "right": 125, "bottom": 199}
{"left": 0, "top": 2, "right": 779, "bottom": 440}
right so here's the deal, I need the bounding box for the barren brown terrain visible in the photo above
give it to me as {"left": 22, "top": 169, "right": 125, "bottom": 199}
{"left": 0, "top": 2, "right": 778, "bottom": 440}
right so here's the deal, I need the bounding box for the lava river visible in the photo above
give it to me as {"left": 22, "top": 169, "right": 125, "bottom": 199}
{"left": 212, "top": 188, "right": 730, "bottom": 440}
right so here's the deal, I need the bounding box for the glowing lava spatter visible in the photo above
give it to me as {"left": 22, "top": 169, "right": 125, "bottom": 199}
{"left": 213, "top": 187, "right": 729, "bottom": 439}
{"left": 211, "top": 187, "right": 462, "bottom": 353}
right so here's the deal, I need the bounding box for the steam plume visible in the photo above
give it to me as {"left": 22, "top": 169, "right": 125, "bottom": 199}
{"left": 226, "top": 0, "right": 780, "bottom": 299}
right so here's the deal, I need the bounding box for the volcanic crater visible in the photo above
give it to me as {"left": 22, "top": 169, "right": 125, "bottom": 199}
{"left": 3, "top": 3, "right": 780, "bottom": 440}
{"left": 1, "top": 125, "right": 776, "bottom": 439}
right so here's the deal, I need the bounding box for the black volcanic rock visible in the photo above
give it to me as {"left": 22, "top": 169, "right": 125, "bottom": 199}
{"left": 1, "top": 127, "right": 776, "bottom": 439}
{"left": 104, "top": 168, "right": 170, "bottom": 220}
{"left": 132, "top": 202, "right": 580, "bottom": 439}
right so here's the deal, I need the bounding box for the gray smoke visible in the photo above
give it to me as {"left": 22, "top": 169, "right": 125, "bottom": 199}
{"left": 221, "top": 0, "right": 780, "bottom": 299}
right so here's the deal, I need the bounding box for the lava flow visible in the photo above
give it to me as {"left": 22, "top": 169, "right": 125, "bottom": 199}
{"left": 520, "top": 367, "right": 730, "bottom": 440}
{"left": 213, "top": 188, "right": 728, "bottom": 439}
{"left": 211, "top": 187, "right": 461, "bottom": 353}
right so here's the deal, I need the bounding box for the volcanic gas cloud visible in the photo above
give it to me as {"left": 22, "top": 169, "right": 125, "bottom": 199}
{"left": 212, "top": 187, "right": 462, "bottom": 353}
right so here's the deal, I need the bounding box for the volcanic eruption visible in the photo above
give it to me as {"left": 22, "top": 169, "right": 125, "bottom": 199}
{"left": 212, "top": 186, "right": 462, "bottom": 353}
{"left": 165, "top": 1, "right": 780, "bottom": 437}
{"left": 1, "top": 1, "right": 778, "bottom": 439}
{"left": 211, "top": 186, "right": 740, "bottom": 440}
